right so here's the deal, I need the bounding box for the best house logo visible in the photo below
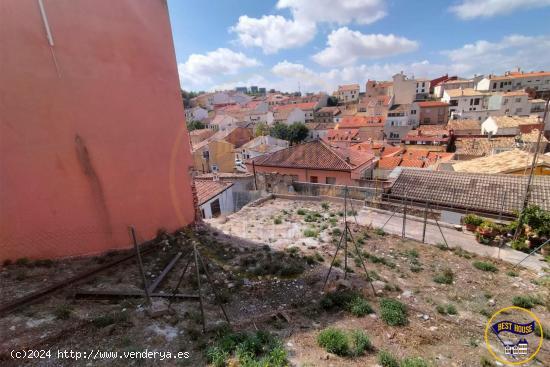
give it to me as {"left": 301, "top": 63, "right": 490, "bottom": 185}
{"left": 485, "top": 306, "right": 544, "bottom": 365}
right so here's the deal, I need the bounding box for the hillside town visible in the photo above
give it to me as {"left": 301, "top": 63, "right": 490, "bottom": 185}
{"left": 187, "top": 71, "right": 550, "bottom": 219}
{"left": 1, "top": 1, "right": 550, "bottom": 367}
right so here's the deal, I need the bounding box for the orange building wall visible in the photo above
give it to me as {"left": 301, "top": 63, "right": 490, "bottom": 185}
{"left": 0, "top": 0, "right": 195, "bottom": 260}
{"left": 251, "top": 166, "right": 354, "bottom": 185}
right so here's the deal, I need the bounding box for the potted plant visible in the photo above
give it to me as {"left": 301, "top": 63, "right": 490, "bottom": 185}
{"left": 477, "top": 221, "right": 497, "bottom": 239}
{"left": 463, "top": 214, "right": 484, "bottom": 232}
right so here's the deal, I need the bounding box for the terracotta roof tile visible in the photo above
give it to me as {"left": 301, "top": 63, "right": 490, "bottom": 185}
{"left": 250, "top": 140, "right": 373, "bottom": 171}
{"left": 417, "top": 101, "right": 449, "bottom": 107}
{"left": 194, "top": 179, "right": 233, "bottom": 205}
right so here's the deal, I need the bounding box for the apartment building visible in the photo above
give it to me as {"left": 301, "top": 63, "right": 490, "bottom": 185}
{"left": 335, "top": 84, "right": 360, "bottom": 103}
{"left": 476, "top": 70, "right": 550, "bottom": 94}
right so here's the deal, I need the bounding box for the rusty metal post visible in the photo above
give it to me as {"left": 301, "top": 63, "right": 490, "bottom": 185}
{"left": 130, "top": 226, "right": 151, "bottom": 306}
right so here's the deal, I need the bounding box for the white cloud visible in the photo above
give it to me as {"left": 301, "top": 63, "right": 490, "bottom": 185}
{"left": 312, "top": 27, "right": 419, "bottom": 67}
{"left": 231, "top": 0, "right": 387, "bottom": 54}
{"left": 443, "top": 34, "right": 550, "bottom": 75}
{"left": 178, "top": 48, "right": 259, "bottom": 87}
{"left": 277, "top": 0, "right": 387, "bottom": 24}
{"left": 231, "top": 15, "right": 315, "bottom": 54}
{"left": 450, "top": 0, "right": 550, "bottom": 19}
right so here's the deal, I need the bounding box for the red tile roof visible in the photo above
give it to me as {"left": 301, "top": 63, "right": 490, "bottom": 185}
{"left": 417, "top": 101, "right": 450, "bottom": 108}
{"left": 338, "top": 116, "right": 385, "bottom": 128}
{"left": 249, "top": 140, "right": 373, "bottom": 171}
{"left": 380, "top": 145, "right": 404, "bottom": 157}
{"left": 224, "top": 127, "right": 254, "bottom": 148}
{"left": 194, "top": 179, "right": 233, "bottom": 205}
{"left": 273, "top": 102, "right": 317, "bottom": 111}
{"left": 378, "top": 156, "right": 402, "bottom": 169}
{"left": 325, "top": 128, "right": 360, "bottom": 141}
{"left": 400, "top": 158, "right": 425, "bottom": 168}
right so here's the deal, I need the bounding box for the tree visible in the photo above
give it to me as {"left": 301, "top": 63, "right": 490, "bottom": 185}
{"left": 186, "top": 120, "right": 205, "bottom": 131}
{"left": 269, "top": 123, "right": 290, "bottom": 141}
{"left": 288, "top": 122, "right": 309, "bottom": 144}
{"left": 254, "top": 122, "right": 270, "bottom": 137}
{"left": 327, "top": 96, "right": 339, "bottom": 106}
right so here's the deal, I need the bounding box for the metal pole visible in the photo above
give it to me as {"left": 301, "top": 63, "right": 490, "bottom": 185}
{"left": 347, "top": 229, "right": 376, "bottom": 296}
{"left": 323, "top": 230, "right": 345, "bottom": 289}
{"left": 197, "top": 250, "right": 230, "bottom": 324}
{"left": 252, "top": 160, "right": 258, "bottom": 190}
{"left": 130, "top": 226, "right": 151, "bottom": 306}
{"left": 514, "top": 238, "right": 550, "bottom": 269}
{"left": 402, "top": 199, "right": 407, "bottom": 239}
{"left": 343, "top": 187, "right": 348, "bottom": 279}
{"left": 193, "top": 242, "right": 206, "bottom": 333}
{"left": 422, "top": 201, "right": 428, "bottom": 243}
{"left": 514, "top": 99, "right": 549, "bottom": 240}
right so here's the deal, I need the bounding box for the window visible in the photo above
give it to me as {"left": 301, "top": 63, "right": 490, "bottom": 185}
{"left": 424, "top": 118, "right": 431, "bottom": 124}
{"left": 493, "top": 82, "right": 497, "bottom": 89}
{"left": 515, "top": 108, "right": 522, "bottom": 114}
{"left": 210, "top": 199, "right": 221, "bottom": 218}
{"left": 411, "top": 110, "right": 416, "bottom": 115}
{"left": 474, "top": 98, "right": 480, "bottom": 106}
{"left": 325, "top": 177, "right": 336, "bottom": 184}
{"left": 515, "top": 98, "right": 521, "bottom": 103}
{"left": 201, "top": 209, "right": 205, "bottom": 219}
{"left": 310, "top": 176, "right": 318, "bottom": 183}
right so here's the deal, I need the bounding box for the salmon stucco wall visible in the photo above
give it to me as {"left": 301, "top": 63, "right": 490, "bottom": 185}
{"left": 250, "top": 166, "right": 354, "bottom": 185}
{"left": 0, "top": 0, "right": 195, "bottom": 260}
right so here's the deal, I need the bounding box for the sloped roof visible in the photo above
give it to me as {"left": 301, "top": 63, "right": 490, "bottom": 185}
{"left": 447, "top": 119, "right": 481, "bottom": 132}
{"left": 452, "top": 149, "right": 550, "bottom": 174}
{"left": 338, "top": 116, "right": 385, "bottom": 128}
{"left": 273, "top": 102, "right": 317, "bottom": 111}
{"left": 388, "top": 169, "right": 550, "bottom": 215}
{"left": 250, "top": 140, "right": 373, "bottom": 171}
{"left": 489, "top": 115, "right": 540, "bottom": 128}
{"left": 195, "top": 179, "right": 233, "bottom": 205}
{"left": 417, "top": 101, "right": 449, "bottom": 107}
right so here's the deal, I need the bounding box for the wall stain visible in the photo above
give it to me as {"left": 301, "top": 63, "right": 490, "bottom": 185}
{"left": 74, "top": 134, "right": 113, "bottom": 236}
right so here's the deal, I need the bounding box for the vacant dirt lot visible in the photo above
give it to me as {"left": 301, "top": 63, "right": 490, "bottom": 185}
{"left": 0, "top": 198, "right": 548, "bottom": 366}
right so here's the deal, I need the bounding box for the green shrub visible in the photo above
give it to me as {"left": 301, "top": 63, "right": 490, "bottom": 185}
{"left": 512, "top": 295, "right": 543, "bottom": 309}
{"left": 433, "top": 268, "right": 454, "bottom": 284}
{"left": 297, "top": 209, "right": 306, "bottom": 215}
{"left": 331, "top": 228, "right": 342, "bottom": 236}
{"left": 379, "top": 298, "right": 408, "bottom": 326}
{"left": 54, "top": 304, "right": 72, "bottom": 320}
{"left": 405, "top": 249, "right": 419, "bottom": 258}
{"left": 317, "top": 328, "right": 349, "bottom": 356}
{"left": 207, "top": 330, "right": 287, "bottom": 367}
{"left": 473, "top": 261, "right": 498, "bottom": 272}
{"left": 322, "top": 202, "right": 330, "bottom": 210}
{"left": 437, "top": 304, "right": 457, "bottom": 315}
{"left": 401, "top": 357, "right": 429, "bottom": 367}
{"left": 377, "top": 350, "right": 399, "bottom": 367}
{"left": 274, "top": 217, "right": 282, "bottom": 225}
{"left": 314, "top": 252, "right": 324, "bottom": 262}
{"left": 446, "top": 304, "right": 458, "bottom": 315}
{"left": 374, "top": 228, "right": 386, "bottom": 236}
{"left": 511, "top": 238, "right": 530, "bottom": 253}
{"left": 463, "top": 214, "right": 484, "bottom": 226}
{"left": 410, "top": 264, "right": 422, "bottom": 273}
{"left": 317, "top": 328, "right": 372, "bottom": 357}
{"left": 303, "top": 228, "right": 318, "bottom": 237}
{"left": 348, "top": 297, "right": 373, "bottom": 317}
{"left": 506, "top": 270, "right": 518, "bottom": 277}
{"left": 321, "top": 290, "right": 372, "bottom": 317}
{"left": 350, "top": 330, "right": 373, "bottom": 356}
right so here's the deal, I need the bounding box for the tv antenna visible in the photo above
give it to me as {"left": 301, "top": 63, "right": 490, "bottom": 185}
{"left": 323, "top": 186, "right": 377, "bottom": 296}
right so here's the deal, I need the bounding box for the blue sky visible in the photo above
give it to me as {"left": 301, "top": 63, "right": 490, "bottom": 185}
{"left": 168, "top": 0, "right": 550, "bottom": 93}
